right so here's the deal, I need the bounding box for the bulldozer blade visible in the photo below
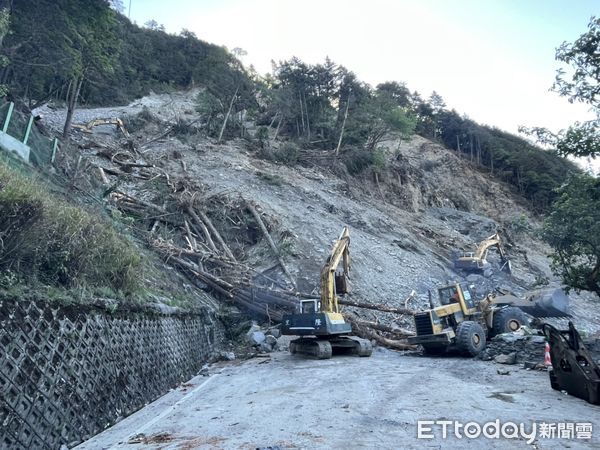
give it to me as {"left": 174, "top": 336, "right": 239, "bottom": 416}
{"left": 493, "top": 288, "right": 570, "bottom": 318}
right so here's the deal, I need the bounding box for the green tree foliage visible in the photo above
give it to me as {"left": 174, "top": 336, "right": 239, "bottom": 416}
{"left": 429, "top": 108, "right": 577, "bottom": 211}
{"left": 1, "top": 0, "right": 121, "bottom": 134}
{"left": 361, "top": 86, "right": 416, "bottom": 151}
{"left": 0, "top": 7, "right": 10, "bottom": 97}
{"left": 0, "top": 1, "right": 575, "bottom": 210}
{"left": 265, "top": 59, "right": 415, "bottom": 157}
{"left": 521, "top": 17, "right": 600, "bottom": 158}
{"left": 542, "top": 175, "right": 600, "bottom": 296}
{"left": 537, "top": 17, "right": 600, "bottom": 296}
{"left": 1, "top": 1, "right": 250, "bottom": 111}
{"left": 269, "top": 57, "right": 342, "bottom": 143}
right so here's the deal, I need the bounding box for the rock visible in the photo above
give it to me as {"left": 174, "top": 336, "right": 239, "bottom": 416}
{"left": 247, "top": 331, "right": 266, "bottom": 346}
{"left": 265, "top": 334, "right": 278, "bottom": 348}
{"left": 494, "top": 352, "right": 517, "bottom": 365}
{"left": 259, "top": 341, "right": 273, "bottom": 353}
{"left": 257, "top": 335, "right": 279, "bottom": 353}
{"left": 479, "top": 352, "right": 493, "bottom": 361}
{"left": 466, "top": 274, "right": 483, "bottom": 283}
{"left": 246, "top": 323, "right": 261, "bottom": 334}
{"left": 523, "top": 361, "right": 545, "bottom": 370}
{"left": 493, "top": 333, "right": 524, "bottom": 344}
{"left": 266, "top": 328, "right": 281, "bottom": 338}
{"left": 497, "top": 368, "right": 511, "bottom": 375}
{"left": 219, "top": 351, "right": 236, "bottom": 361}
{"left": 516, "top": 326, "right": 537, "bottom": 336}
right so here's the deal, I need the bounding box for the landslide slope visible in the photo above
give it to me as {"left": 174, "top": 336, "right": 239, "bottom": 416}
{"left": 34, "top": 90, "right": 600, "bottom": 334}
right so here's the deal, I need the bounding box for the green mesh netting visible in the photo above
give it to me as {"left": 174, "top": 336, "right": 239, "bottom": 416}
{"left": 0, "top": 102, "right": 55, "bottom": 166}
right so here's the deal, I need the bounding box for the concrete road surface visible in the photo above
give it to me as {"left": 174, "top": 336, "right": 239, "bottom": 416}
{"left": 77, "top": 348, "right": 599, "bottom": 449}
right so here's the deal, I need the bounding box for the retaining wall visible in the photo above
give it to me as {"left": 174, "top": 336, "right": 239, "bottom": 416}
{"left": 0, "top": 297, "right": 224, "bottom": 449}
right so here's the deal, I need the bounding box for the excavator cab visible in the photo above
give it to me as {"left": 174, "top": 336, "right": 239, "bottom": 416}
{"left": 300, "top": 299, "right": 319, "bottom": 314}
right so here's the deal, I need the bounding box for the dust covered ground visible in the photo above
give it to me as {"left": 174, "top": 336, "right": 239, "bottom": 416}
{"left": 77, "top": 348, "right": 599, "bottom": 449}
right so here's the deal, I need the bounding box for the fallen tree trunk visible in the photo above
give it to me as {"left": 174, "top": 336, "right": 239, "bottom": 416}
{"left": 350, "top": 318, "right": 414, "bottom": 337}
{"left": 338, "top": 298, "right": 415, "bottom": 316}
{"left": 246, "top": 202, "right": 296, "bottom": 289}
{"left": 348, "top": 318, "right": 417, "bottom": 350}
{"left": 196, "top": 209, "right": 237, "bottom": 262}
{"left": 168, "top": 255, "right": 235, "bottom": 293}
{"left": 362, "top": 329, "right": 417, "bottom": 351}
{"left": 233, "top": 295, "right": 284, "bottom": 321}
{"left": 187, "top": 206, "right": 219, "bottom": 253}
{"left": 235, "top": 289, "right": 298, "bottom": 308}
{"left": 113, "top": 191, "right": 167, "bottom": 214}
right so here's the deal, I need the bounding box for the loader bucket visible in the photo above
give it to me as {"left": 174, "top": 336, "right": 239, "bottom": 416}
{"left": 492, "top": 288, "right": 570, "bottom": 318}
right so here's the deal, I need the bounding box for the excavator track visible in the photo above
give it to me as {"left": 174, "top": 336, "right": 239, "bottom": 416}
{"left": 290, "top": 338, "right": 333, "bottom": 359}
{"left": 343, "top": 336, "right": 373, "bottom": 357}
{"left": 289, "top": 336, "right": 372, "bottom": 359}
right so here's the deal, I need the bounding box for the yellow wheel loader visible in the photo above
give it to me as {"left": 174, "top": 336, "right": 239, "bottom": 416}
{"left": 281, "top": 226, "right": 372, "bottom": 359}
{"left": 407, "top": 283, "right": 569, "bottom": 356}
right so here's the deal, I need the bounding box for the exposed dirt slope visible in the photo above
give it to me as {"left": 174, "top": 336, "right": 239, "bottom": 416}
{"left": 33, "top": 91, "right": 600, "bottom": 335}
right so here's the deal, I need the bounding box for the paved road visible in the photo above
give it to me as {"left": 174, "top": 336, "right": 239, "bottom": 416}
{"left": 77, "top": 348, "right": 599, "bottom": 449}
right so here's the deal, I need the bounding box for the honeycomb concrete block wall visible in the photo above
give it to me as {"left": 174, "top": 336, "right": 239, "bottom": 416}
{"left": 0, "top": 298, "right": 224, "bottom": 449}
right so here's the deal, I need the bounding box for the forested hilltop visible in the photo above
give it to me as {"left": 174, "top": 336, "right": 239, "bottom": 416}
{"left": 0, "top": 0, "right": 577, "bottom": 211}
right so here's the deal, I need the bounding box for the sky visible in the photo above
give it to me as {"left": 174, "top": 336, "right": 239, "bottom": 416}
{"left": 126, "top": 0, "right": 598, "bottom": 137}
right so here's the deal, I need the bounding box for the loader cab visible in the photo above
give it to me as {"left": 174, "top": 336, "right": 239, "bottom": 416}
{"left": 438, "top": 283, "right": 477, "bottom": 311}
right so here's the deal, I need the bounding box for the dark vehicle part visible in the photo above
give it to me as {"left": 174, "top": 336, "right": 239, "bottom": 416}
{"left": 542, "top": 322, "right": 600, "bottom": 405}
{"left": 496, "top": 288, "right": 570, "bottom": 318}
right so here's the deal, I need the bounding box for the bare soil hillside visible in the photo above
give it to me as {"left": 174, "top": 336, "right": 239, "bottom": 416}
{"left": 34, "top": 91, "right": 600, "bottom": 335}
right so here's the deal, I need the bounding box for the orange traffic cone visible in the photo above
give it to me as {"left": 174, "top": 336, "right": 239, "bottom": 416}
{"left": 544, "top": 342, "right": 552, "bottom": 369}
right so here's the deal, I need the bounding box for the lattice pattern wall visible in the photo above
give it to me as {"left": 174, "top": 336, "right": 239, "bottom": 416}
{"left": 0, "top": 298, "right": 223, "bottom": 449}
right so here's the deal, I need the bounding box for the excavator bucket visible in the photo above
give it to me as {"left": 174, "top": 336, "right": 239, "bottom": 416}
{"left": 492, "top": 288, "right": 570, "bottom": 318}
{"left": 542, "top": 322, "right": 600, "bottom": 405}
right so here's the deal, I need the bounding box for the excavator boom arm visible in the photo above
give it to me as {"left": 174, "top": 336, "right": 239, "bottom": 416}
{"left": 320, "top": 226, "right": 350, "bottom": 313}
{"left": 474, "top": 233, "right": 504, "bottom": 260}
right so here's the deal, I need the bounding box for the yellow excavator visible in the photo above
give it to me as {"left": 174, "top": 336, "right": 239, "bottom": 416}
{"left": 281, "top": 226, "right": 373, "bottom": 359}
{"left": 72, "top": 118, "right": 130, "bottom": 137}
{"left": 454, "top": 232, "right": 511, "bottom": 274}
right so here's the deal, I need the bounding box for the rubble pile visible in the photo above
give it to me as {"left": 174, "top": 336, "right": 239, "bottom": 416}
{"left": 246, "top": 324, "right": 281, "bottom": 353}
{"left": 478, "top": 332, "right": 546, "bottom": 364}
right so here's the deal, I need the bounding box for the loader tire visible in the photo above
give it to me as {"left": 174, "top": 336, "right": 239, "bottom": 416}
{"left": 492, "top": 307, "right": 528, "bottom": 336}
{"left": 456, "top": 321, "right": 486, "bottom": 356}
